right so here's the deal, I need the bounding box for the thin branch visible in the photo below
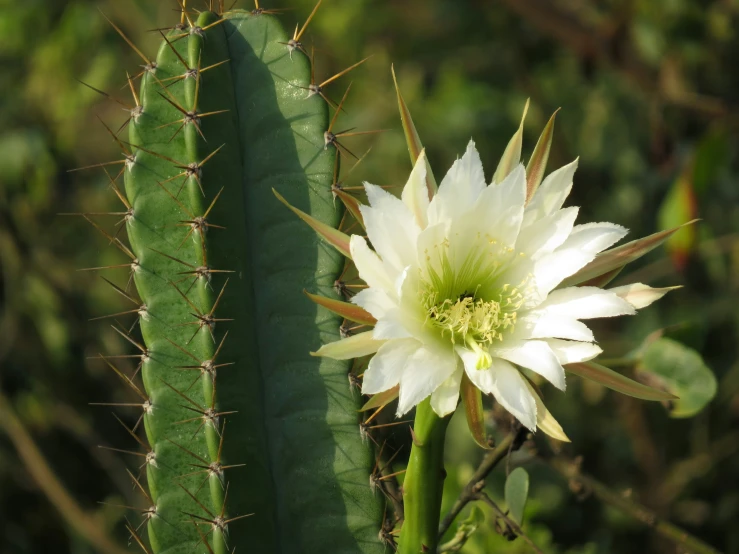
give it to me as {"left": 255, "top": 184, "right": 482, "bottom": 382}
{"left": 0, "top": 391, "right": 130, "bottom": 554}
{"left": 548, "top": 456, "right": 722, "bottom": 554}
{"left": 475, "top": 491, "right": 544, "bottom": 554}
{"left": 438, "top": 426, "right": 526, "bottom": 538}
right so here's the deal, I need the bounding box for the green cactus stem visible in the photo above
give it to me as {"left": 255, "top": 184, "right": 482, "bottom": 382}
{"left": 86, "top": 5, "right": 384, "bottom": 553}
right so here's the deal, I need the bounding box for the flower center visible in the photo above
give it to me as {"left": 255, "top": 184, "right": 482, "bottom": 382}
{"left": 424, "top": 284, "right": 524, "bottom": 353}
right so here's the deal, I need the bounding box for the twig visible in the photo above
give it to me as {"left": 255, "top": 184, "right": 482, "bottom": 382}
{"left": 475, "top": 491, "right": 544, "bottom": 554}
{"left": 549, "top": 457, "right": 722, "bottom": 554}
{"left": 494, "top": 0, "right": 729, "bottom": 117}
{"left": 0, "top": 390, "right": 130, "bottom": 554}
{"left": 438, "top": 426, "right": 526, "bottom": 538}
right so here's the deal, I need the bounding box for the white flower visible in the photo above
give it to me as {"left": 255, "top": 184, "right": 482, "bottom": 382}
{"left": 316, "top": 140, "right": 670, "bottom": 432}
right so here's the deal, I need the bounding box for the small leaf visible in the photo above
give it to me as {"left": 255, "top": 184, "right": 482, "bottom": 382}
{"left": 638, "top": 338, "right": 717, "bottom": 418}
{"left": 566, "top": 361, "right": 678, "bottom": 401}
{"left": 493, "top": 99, "right": 529, "bottom": 184}
{"left": 560, "top": 221, "right": 699, "bottom": 288}
{"left": 273, "top": 188, "right": 352, "bottom": 259}
{"left": 525, "top": 108, "right": 559, "bottom": 203}
{"left": 465, "top": 505, "right": 485, "bottom": 527}
{"left": 304, "top": 291, "right": 376, "bottom": 325}
{"left": 504, "top": 468, "right": 529, "bottom": 526}
{"left": 461, "top": 374, "right": 491, "bottom": 449}
{"left": 360, "top": 386, "right": 399, "bottom": 411}
{"left": 391, "top": 65, "right": 437, "bottom": 198}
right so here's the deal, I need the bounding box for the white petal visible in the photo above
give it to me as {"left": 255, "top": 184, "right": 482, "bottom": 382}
{"left": 517, "top": 206, "right": 579, "bottom": 259}
{"left": 373, "top": 309, "right": 413, "bottom": 340}
{"left": 416, "top": 221, "right": 452, "bottom": 283}
{"left": 312, "top": 331, "right": 384, "bottom": 360}
{"left": 544, "top": 339, "right": 602, "bottom": 364}
{"left": 532, "top": 248, "right": 598, "bottom": 297}
{"left": 563, "top": 222, "right": 628, "bottom": 254}
{"left": 352, "top": 288, "right": 396, "bottom": 320}
{"left": 537, "top": 286, "right": 636, "bottom": 319}
{"left": 609, "top": 283, "right": 681, "bottom": 309}
{"left": 401, "top": 150, "right": 430, "bottom": 229}
{"left": 463, "top": 359, "right": 537, "bottom": 432}
{"left": 491, "top": 365, "right": 538, "bottom": 432}
{"left": 361, "top": 184, "right": 420, "bottom": 274}
{"left": 428, "top": 140, "right": 486, "bottom": 225}
{"left": 460, "top": 166, "right": 526, "bottom": 249}
{"left": 362, "top": 338, "right": 420, "bottom": 395}
{"left": 521, "top": 313, "right": 595, "bottom": 342}
{"left": 397, "top": 346, "right": 458, "bottom": 416}
{"left": 493, "top": 340, "right": 566, "bottom": 391}
{"left": 491, "top": 163, "right": 527, "bottom": 209}
{"left": 430, "top": 365, "right": 464, "bottom": 417}
{"left": 350, "top": 235, "right": 395, "bottom": 293}
{"left": 531, "top": 219, "right": 626, "bottom": 296}
{"left": 524, "top": 159, "right": 578, "bottom": 223}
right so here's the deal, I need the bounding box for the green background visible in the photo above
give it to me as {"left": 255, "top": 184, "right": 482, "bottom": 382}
{"left": 1, "top": 0, "right": 737, "bottom": 553}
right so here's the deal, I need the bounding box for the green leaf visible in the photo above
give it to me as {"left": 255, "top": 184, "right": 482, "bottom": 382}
{"left": 504, "top": 467, "right": 529, "bottom": 526}
{"left": 638, "top": 338, "right": 717, "bottom": 418}
{"left": 566, "top": 362, "right": 678, "bottom": 401}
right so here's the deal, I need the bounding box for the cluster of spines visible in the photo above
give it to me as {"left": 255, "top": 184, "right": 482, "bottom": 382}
{"left": 69, "top": 0, "right": 399, "bottom": 551}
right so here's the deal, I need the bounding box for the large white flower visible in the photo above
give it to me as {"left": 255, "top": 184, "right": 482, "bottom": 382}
{"left": 315, "top": 140, "right": 672, "bottom": 432}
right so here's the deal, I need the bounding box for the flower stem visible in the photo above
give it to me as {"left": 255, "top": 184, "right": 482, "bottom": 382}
{"left": 398, "top": 398, "right": 451, "bottom": 554}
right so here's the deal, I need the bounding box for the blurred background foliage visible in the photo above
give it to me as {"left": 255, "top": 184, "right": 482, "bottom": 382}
{"left": 0, "top": 0, "right": 738, "bottom": 552}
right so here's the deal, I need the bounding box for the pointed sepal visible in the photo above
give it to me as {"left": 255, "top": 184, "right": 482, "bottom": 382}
{"left": 493, "top": 99, "right": 529, "bottom": 184}
{"left": 333, "top": 187, "right": 365, "bottom": 228}
{"left": 566, "top": 361, "right": 678, "bottom": 401}
{"left": 273, "top": 188, "right": 352, "bottom": 259}
{"left": 360, "top": 386, "right": 399, "bottom": 412}
{"left": 525, "top": 108, "right": 559, "bottom": 204}
{"left": 392, "top": 65, "right": 437, "bottom": 198}
{"left": 461, "top": 374, "right": 491, "bottom": 449}
{"left": 523, "top": 378, "right": 570, "bottom": 442}
{"left": 304, "top": 290, "right": 376, "bottom": 325}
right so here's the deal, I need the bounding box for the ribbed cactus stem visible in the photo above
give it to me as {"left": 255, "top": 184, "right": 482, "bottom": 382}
{"left": 397, "top": 399, "right": 451, "bottom": 554}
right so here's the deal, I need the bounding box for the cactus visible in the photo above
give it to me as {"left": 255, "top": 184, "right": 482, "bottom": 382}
{"left": 84, "top": 3, "right": 384, "bottom": 553}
